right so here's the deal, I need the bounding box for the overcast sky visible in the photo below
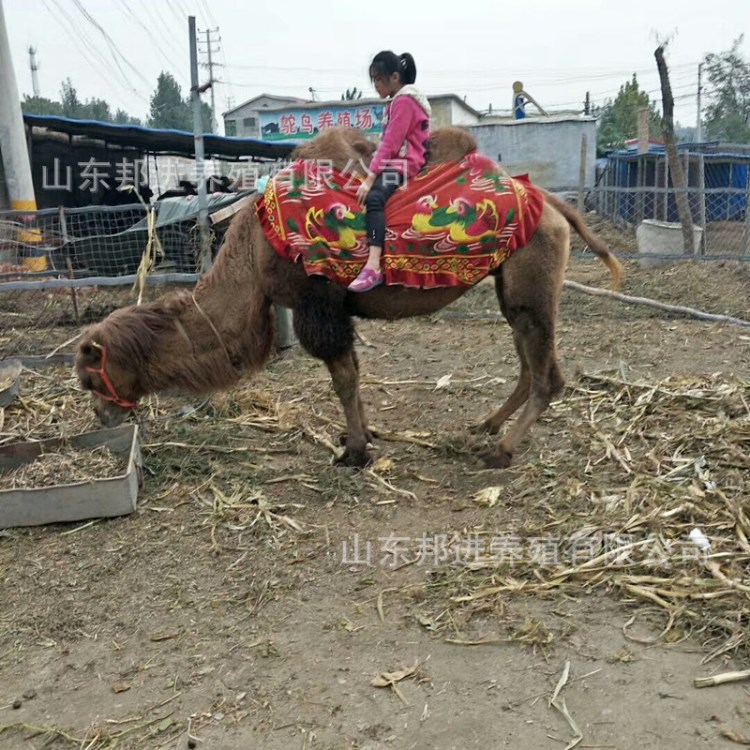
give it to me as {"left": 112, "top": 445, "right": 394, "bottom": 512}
{"left": 4, "top": 0, "right": 749, "bottom": 132}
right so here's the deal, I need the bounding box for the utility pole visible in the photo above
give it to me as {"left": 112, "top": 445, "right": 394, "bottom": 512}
{"left": 0, "top": 0, "right": 37, "bottom": 213}
{"left": 583, "top": 91, "right": 591, "bottom": 116}
{"left": 28, "top": 46, "right": 40, "bottom": 97}
{"left": 189, "top": 15, "right": 211, "bottom": 272}
{"left": 198, "top": 27, "right": 221, "bottom": 134}
{"left": 696, "top": 62, "right": 703, "bottom": 142}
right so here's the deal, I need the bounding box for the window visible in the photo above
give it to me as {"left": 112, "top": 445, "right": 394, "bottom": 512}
{"left": 225, "top": 120, "right": 237, "bottom": 136}
{"left": 243, "top": 116, "right": 257, "bottom": 128}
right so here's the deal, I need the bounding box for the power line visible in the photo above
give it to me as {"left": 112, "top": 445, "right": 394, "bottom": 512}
{"left": 69, "top": 0, "right": 152, "bottom": 90}
{"left": 199, "top": 0, "right": 216, "bottom": 27}
{"left": 118, "top": 0, "right": 188, "bottom": 86}
{"left": 44, "top": 0, "right": 146, "bottom": 104}
{"left": 133, "top": 0, "right": 189, "bottom": 64}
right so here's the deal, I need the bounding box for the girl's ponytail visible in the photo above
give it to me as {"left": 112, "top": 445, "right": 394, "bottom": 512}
{"left": 398, "top": 52, "right": 417, "bottom": 85}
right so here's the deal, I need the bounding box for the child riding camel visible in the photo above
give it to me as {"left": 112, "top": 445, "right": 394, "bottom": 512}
{"left": 348, "top": 50, "right": 432, "bottom": 292}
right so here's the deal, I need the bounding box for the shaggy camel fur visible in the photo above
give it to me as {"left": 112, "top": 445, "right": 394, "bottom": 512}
{"left": 76, "top": 127, "right": 622, "bottom": 468}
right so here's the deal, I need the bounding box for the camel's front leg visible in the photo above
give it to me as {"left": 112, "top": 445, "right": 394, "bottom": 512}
{"left": 326, "top": 351, "right": 372, "bottom": 468}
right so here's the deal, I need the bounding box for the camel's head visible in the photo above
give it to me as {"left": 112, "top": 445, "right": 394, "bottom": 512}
{"left": 75, "top": 318, "right": 144, "bottom": 427}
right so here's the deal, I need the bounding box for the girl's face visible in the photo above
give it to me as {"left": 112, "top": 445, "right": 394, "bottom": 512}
{"left": 372, "top": 71, "right": 402, "bottom": 99}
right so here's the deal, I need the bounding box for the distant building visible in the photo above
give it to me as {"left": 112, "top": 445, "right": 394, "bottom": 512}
{"left": 220, "top": 91, "right": 599, "bottom": 191}
{"left": 467, "top": 114, "right": 598, "bottom": 191}
{"left": 223, "top": 93, "right": 482, "bottom": 143}
{"left": 223, "top": 94, "right": 306, "bottom": 138}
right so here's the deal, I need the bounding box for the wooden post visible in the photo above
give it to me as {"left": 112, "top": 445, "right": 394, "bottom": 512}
{"left": 637, "top": 106, "right": 649, "bottom": 154}
{"left": 577, "top": 133, "right": 588, "bottom": 213}
{"left": 662, "top": 156, "right": 669, "bottom": 221}
{"left": 697, "top": 153, "right": 707, "bottom": 255}
{"left": 742, "top": 178, "right": 750, "bottom": 256}
{"left": 727, "top": 162, "right": 733, "bottom": 221}
{"left": 655, "top": 44, "right": 695, "bottom": 255}
{"left": 59, "top": 207, "right": 80, "bottom": 324}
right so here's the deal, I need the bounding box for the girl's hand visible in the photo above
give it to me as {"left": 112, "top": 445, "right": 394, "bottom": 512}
{"left": 356, "top": 173, "right": 376, "bottom": 206}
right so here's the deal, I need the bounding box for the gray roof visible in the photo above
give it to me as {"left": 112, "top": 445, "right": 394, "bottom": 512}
{"left": 223, "top": 93, "right": 307, "bottom": 117}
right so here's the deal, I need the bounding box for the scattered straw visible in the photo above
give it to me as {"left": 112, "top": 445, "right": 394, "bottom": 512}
{"left": 416, "top": 371, "right": 750, "bottom": 660}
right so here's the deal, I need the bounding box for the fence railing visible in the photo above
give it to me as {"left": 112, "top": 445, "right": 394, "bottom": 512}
{"left": 589, "top": 184, "right": 750, "bottom": 259}
{"left": 2, "top": 185, "right": 750, "bottom": 362}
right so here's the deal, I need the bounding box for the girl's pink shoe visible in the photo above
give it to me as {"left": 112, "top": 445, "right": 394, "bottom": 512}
{"left": 348, "top": 267, "right": 384, "bottom": 292}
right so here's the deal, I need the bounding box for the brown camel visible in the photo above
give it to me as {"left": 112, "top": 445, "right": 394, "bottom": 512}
{"left": 75, "top": 127, "right": 622, "bottom": 468}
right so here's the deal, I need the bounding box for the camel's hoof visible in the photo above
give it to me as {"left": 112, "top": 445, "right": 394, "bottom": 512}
{"left": 469, "top": 419, "right": 499, "bottom": 436}
{"left": 338, "top": 430, "right": 377, "bottom": 446}
{"left": 481, "top": 448, "right": 513, "bottom": 469}
{"left": 335, "top": 448, "right": 372, "bottom": 469}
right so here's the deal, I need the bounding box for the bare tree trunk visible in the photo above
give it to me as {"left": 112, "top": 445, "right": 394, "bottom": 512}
{"left": 655, "top": 44, "right": 695, "bottom": 255}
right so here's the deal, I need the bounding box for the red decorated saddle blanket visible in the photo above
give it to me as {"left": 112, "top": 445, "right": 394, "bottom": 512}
{"left": 256, "top": 151, "right": 545, "bottom": 289}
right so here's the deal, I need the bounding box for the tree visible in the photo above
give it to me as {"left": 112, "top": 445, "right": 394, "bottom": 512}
{"left": 200, "top": 101, "right": 214, "bottom": 134}
{"left": 21, "top": 79, "right": 140, "bottom": 124}
{"left": 149, "top": 72, "right": 191, "bottom": 130}
{"left": 114, "top": 108, "right": 142, "bottom": 126}
{"left": 83, "top": 97, "right": 112, "bottom": 122}
{"left": 341, "top": 87, "right": 363, "bottom": 101}
{"left": 703, "top": 36, "right": 750, "bottom": 143}
{"left": 21, "top": 95, "right": 63, "bottom": 116}
{"left": 60, "top": 78, "right": 82, "bottom": 118}
{"left": 596, "top": 74, "right": 663, "bottom": 154}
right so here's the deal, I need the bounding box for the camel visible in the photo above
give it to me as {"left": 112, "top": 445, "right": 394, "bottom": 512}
{"left": 75, "top": 127, "right": 623, "bottom": 469}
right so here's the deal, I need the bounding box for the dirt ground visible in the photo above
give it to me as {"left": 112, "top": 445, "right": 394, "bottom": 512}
{"left": 1, "top": 253, "right": 750, "bottom": 750}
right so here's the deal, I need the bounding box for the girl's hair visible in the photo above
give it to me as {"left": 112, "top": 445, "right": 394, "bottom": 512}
{"left": 369, "top": 51, "right": 417, "bottom": 86}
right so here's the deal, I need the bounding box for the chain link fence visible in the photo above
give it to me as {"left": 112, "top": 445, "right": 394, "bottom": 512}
{"left": 3, "top": 169, "right": 750, "bottom": 364}
{"left": 0, "top": 198, "right": 240, "bottom": 363}
{"left": 590, "top": 152, "right": 750, "bottom": 262}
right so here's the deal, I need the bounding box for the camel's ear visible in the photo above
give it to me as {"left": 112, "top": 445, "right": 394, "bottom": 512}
{"left": 76, "top": 334, "right": 103, "bottom": 368}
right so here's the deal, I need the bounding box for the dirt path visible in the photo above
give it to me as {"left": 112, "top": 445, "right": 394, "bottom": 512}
{"left": 1, "top": 257, "right": 749, "bottom": 749}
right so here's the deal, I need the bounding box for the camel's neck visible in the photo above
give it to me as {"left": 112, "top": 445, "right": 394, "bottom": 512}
{"left": 113, "top": 203, "right": 276, "bottom": 397}
{"left": 132, "top": 259, "right": 274, "bottom": 396}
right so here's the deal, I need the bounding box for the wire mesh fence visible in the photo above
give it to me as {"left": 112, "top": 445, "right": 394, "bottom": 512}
{"left": 590, "top": 151, "right": 750, "bottom": 262}
{"left": 2, "top": 176, "right": 750, "bottom": 364}
{"left": 0, "top": 199, "right": 227, "bottom": 362}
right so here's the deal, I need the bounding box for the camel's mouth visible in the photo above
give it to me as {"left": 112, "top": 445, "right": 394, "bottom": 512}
{"left": 92, "top": 395, "right": 132, "bottom": 427}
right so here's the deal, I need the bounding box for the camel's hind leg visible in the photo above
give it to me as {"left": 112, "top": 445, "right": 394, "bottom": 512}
{"left": 471, "top": 279, "right": 531, "bottom": 434}
{"left": 482, "top": 206, "right": 569, "bottom": 468}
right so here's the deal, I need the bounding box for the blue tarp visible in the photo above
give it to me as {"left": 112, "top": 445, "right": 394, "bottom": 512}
{"left": 605, "top": 147, "right": 750, "bottom": 223}
{"left": 24, "top": 114, "right": 297, "bottom": 161}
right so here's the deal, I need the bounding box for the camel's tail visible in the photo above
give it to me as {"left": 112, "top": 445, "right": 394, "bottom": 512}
{"left": 542, "top": 190, "right": 623, "bottom": 290}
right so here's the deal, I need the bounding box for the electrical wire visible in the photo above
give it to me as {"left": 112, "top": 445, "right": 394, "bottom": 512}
{"left": 118, "top": 0, "right": 189, "bottom": 86}
{"left": 44, "top": 0, "right": 148, "bottom": 105}
{"left": 69, "top": 0, "right": 152, "bottom": 90}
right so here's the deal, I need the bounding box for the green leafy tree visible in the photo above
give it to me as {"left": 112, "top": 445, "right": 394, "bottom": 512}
{"left": 21, "top": 95, "right": 64, "bottom": 116}
{"left": 596, "top": 74, "right": 663, "bottom": 154}
{"left": 149, "top": 72, "right": 191, "bottom": 130}
{"left": 60, "top": 78, "right": 82, "bottom": 118}
{"left": 114, "top": 108, "right": 142, "bottom": 126}
{"left": 200, "top": 101, "right": 214, "bottom": 134}
{"left": 82, "top": 97, "right": 111, "bottom": 122}
{"left": 22, "top": 80, "right": 140, "bottom": 124}
{"left": 703, "top": 36, "right": 750, "bottom": 143}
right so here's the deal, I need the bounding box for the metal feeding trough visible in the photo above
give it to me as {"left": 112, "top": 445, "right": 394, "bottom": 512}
{"left": 0, "top": 359, "right": 22, "bottom": 409}
{"left": 0, "top": 425, "right": 142, "bottom": 529}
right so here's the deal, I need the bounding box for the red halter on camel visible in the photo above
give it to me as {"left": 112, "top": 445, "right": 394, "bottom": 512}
{"left": 84, "top": 345, "right": 138, "bottom": 410}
